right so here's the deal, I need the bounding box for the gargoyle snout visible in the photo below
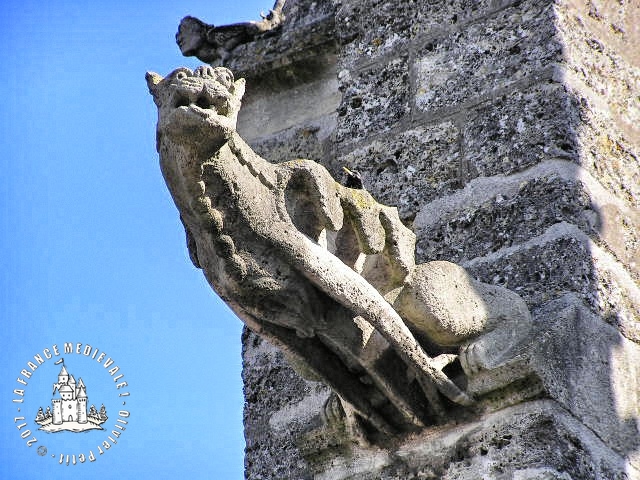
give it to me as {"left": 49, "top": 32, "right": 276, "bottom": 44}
{"left": 169, "top": 79, "right": 231, "bottom": 117}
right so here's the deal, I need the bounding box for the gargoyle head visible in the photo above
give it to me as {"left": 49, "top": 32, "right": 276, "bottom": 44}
{"left": 146, "top": 66, "right": 245, "bottom": 153}
{"left": 175, "top": 16, "right": 208, "bottom": 57}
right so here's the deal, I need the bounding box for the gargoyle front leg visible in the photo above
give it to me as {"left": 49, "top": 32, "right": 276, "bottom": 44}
{"left": 269, "top": 159, "right": 472, "bottom": 408}
{"left": 458, "top": 282, "right": 532, "bottom": 375}
{"left": 267, "top": 224, "right": 473, "bottom": 407}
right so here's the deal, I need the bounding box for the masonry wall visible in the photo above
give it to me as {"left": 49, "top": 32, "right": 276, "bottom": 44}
{"left": 229, "top": 0, "right": 640, "bottom": 478}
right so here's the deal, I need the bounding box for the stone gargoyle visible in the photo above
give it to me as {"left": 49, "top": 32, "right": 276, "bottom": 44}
{"left": 146, "top": 65, "right": 532, "bottom": 435}
{"left": 176, "top": 0, "right": 286, "bottom": 65}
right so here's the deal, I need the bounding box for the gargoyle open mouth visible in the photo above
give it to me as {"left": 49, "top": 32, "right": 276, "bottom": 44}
{"left": 172, "top": 91, "right": 231, "bottom": 117}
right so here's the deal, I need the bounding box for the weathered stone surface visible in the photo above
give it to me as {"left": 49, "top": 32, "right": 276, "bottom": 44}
{"left": 335, "top": 0, "right": 526, "bottom": 64}
{"left": 556, "top": 0, "right": 640, "bottom": 144}
{"left": 335, "top": 122, "right": 461, "bottom": 221}
{"left": 464, "top": 223, "right": 640, "bottom": 343}
{"left": 417, "top": 175, "right": 597, "bottom": 263}
{"left": 238, "top": 63, "right": 340, "bottom": 142}
{"left": 414, "top": 1, "right": 561, "bottom": 114}
{"left": 414, "top": 159, "right": 640, "bottom": 281}
{"left": 466, "top": 228, "right": 595, "bottom": 304}
{"left": 336, "top": 56, "right": 410, "bottom": 144}
{"left": 529, "top": 295, "right": 640, "bottom": 464}
{"left": 242, "top": 330, "right": 325, "bottom": 479}
{"left": 224, "top": 1, "right": 337, "bottom": 86}
{"left": 598, "top": 202, "right": 640, "bottom": 280}
{"left": 334, "top": 0, "right": 414, "bottom": 62}
{"left": 311, "top": 400, "right": 638, "bottom": 479}
{"left": 247, "top": 120, "right": 334, "bottom": 167}
{"left": 551, "top": 0, "right": 640, "bottom": 210}
{"left": 561, "top": 0, "right": 640, "bottom": 70}
{"left": 571, "top": 84, "right": 640, "bottom": 209}
{"left": 463, "top": 82, "right": 580, "bottom": 177}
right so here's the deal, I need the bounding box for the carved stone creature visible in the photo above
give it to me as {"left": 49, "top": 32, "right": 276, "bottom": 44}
{"left": 176, "top": 0, "right": 286, "bottom": 65}
{"left": 146, "top": 65, "right": 532, "bottom": 435}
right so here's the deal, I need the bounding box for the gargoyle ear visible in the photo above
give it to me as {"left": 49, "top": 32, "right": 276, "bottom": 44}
{"left": 232, "top": 78, "right": 246, "bottom": 101}
{"left": 145, "top": 71, "right": 164, "bottom": 100}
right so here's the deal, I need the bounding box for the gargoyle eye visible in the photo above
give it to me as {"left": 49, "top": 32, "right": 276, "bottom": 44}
{"left": 217, "top": 73, "right": 232, "bottom": 89}
{"left": 176, "top": 71, "right": 187, "bottom": 80}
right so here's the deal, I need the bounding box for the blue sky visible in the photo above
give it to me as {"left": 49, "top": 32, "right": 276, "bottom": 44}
{"left": 1, "top": 1, "right": 274, "bottom": 478}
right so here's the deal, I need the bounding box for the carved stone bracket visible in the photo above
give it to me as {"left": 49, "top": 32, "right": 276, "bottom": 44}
{"left": 147, "top": 65, "right": 534, "bottom": 437}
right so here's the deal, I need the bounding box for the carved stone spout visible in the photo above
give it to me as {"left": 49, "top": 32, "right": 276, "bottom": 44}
{"left": 176, "top": 0, "right": 286, "bottom": 65}
{"left": 146, "top": 65, "right": 532, "bottom": 435}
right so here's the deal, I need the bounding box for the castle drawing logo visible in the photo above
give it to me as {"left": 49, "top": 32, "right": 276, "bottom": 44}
{"left": 11, "top": 342, "right": 132, "bottom": 467}
{"left": 35, "top": 359, "right": 107, "bottom": 433}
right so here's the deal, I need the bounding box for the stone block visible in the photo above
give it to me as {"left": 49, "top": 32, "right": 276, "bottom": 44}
{"left": 558, "top": 0, "right": 640, "bottom": 69}
{"left": 242, "top": 329, "right": 325, "bottom": 479}
{"left": 556, "top": 3, "right": 640, "bottom": 144}
{"left": 312, "top": 400, "right": 636, "bottom": 479}
{"left": 282, "top": 0, "right": 336, "bottom": 30}
{"left": 414, "top": 159, "right": 640, "bottom": 280}
{"left": 336, "top": 0, "right": 522, "bottom": 64}
{"left": 598, "top": 202, "right": 640, "bottom": 280}
{"left": 463, "top": 82, "right": 580, "bottom": 177}
{"left": 335, "top": 56, "right": 411, "bottom": 144}
{"left": 226, "top": 1, "right": 337, "bottom": 80}
{"left": 414, "top": 0, "right": 561, "bottom": 113}
{"left": 335, "top": 122, "right": 461, "bottom": 221}
{"left": 464, "top": 228, "right": 595, "bottom": 306}
{"left": 247, "top": 117, "right": 336, "bottom": 166}
{"left": 411, "top": 0, "right": 521, "bottom": 38}
{"left": 238, "top": 67, "right": 341, "bottom": 142}
{"left": 530, "top": 295, "right": 640, "bottom": 465}
{"left": 416, "top": 175, "right": 597, "bottom": 264}
{"left": 334, "top": 0, "right": 414, "bottom": 61}
{"left": 572, "top": 87, "right": 640, "bottom": 210}
{"left": 463, "top": 224, "right": 640, "bottom": 342}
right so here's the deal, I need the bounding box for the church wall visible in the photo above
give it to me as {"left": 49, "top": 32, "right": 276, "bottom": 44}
{"left": 223, "top": 0, "right": 640, "bottom": 477}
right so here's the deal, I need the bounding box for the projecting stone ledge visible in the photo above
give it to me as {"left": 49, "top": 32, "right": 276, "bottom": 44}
{"left": 306, "top": 399, "right": 639, "bottom": 480}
